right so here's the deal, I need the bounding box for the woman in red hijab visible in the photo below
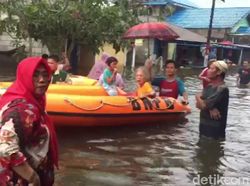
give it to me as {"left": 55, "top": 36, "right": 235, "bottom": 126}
{"left": 0, "top": 57, "right": 58, "bottom": 186}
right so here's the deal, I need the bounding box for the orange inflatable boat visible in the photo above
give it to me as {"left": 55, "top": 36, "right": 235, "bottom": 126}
{"left": 0, "top": 85, "right": 191, "bottom": 127}
{"left": 65, "top": 75, "right": 97, "bottom": 85}
{"left": 0, "top": 75, "right": 97, "bottom": 86}
{"left": 0, "top": 82, "right": 108, "bottom": 96}
{"left": 46, "top": 94, "right": 191, "bottom": 126}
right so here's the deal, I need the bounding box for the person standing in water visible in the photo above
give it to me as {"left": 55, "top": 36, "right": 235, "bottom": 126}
{"left": 236, "top": 60, "right": 250, "bottom": 87}
{"left": 198, "top": 58, "right": 216, "bottom": 88}
{"left": 196, "top": 60, "right": 229, "bottom": 139}
{"left": 158, "top": 60, "right": 189, "bottom": 104}
{"left": 0, "top": 57, "right": 58, "bottom": 185}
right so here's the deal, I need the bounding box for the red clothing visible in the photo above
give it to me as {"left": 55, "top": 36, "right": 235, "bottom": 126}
{"left": 0, "top": 57, "right": 58, "bottom": 185}
{"left": 159, "top": 80, "right": 178, "bottom": 99}
{"left": 0, "top": 99, "right": 54, "bottom": 185}
{"left": 0, "top": 57, "right": 50, "bottom": 109}
{"left": 199, "top": 67, "right": 209, "bottom": 88}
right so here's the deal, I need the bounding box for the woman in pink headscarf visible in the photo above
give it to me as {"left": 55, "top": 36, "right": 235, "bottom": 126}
{"left": 0, "top": 57, "right": 58, "bottom": 186}
{"left": 88, "top": 53, "right": 109, "bottom": 80}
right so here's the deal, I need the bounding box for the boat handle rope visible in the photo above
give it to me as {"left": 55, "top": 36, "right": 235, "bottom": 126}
{"left": 153, "top": 99, "right": 175, "bottom": 110}
{"left": 101, "top": 100, "right": 131, "bottom": 107}
{"left": 128, "top": 97, "right": 175, "bottom": 110}
{"left": 64, "top": 98, "right": 104, "bottom": 111}
{"left": 64, "top": 97, "right": 131, "bottom": 111}
{"left": 64, "top": 97, "right": 175, "bottom": 111}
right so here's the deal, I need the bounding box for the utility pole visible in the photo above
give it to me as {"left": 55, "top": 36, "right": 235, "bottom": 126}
{"left": 147, "top": 0, "right": 150, "bottom": 57}
{"left": 204, "top": 0, "right": 216, "bottom": 67}
{"left": 204, "top": 0, "right": 225, "bottom": 66}
{"left": 206, "top": 0, "right": 216, "bottom": 52}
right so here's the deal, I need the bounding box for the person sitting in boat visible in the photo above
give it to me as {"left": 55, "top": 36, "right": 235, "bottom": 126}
{"left": 88, "top": 52, "right": 110, "bottom": 80}
{"left": 135, "top": 66, "right": 156, "bottom": 98}
{"left": 101, "top": 56, "right": 126, "bottom": 96}
{"left": 153, "top": 59, "right": 189, "bottom": 104}
{"left": 47, "top": 54, "right": 69, "bottom": 84}
{"left": 98, "top": 72, "right": 125, "bottom": 90}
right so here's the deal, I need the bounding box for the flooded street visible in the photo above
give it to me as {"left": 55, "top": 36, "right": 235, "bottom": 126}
{"left": 1, "top": 66, "right": 250, "bottom": 186}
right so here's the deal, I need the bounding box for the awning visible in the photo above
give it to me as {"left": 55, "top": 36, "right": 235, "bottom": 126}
{"left": 167, "top": 24, "right": 207, "bottom": 43}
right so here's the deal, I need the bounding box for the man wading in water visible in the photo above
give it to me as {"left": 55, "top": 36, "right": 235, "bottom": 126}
{"left": 195, "top": 60, "right": 229, "bottom": 139}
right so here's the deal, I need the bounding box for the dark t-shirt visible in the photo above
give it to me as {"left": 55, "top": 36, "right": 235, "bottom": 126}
{"left": 238, "top": 68, "right": 250, "bottom": 85}
{"left": 199, "top": 84, "right": 229, "bottom": 139}
{"left": 51, "top": 70, "right": 68, "bottom": 84}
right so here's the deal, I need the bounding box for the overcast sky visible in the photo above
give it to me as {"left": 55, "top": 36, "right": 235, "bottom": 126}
{"left": 188, "top": 0, "right": 250, "bottom": 8}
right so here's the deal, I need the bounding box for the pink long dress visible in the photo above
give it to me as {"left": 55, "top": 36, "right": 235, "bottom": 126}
{"left": 88, "top": 53, "right": 110, "bottom": 80}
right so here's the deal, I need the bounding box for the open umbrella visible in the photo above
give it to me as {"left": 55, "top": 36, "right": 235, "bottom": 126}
{"left": 122, "top": 22, "right": 179, "bottom": 68}
{"left": 123, "top": 22, "right": 179, "bottom": 40}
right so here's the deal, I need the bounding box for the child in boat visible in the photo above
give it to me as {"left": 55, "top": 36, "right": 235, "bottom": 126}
{"left": 98, "top": 72, "right": 125, "bottom": 90}
{"left": 102, "top": 56, "right": 126, "bottom": 96}
{"left": 135, "top": 66, "right": 156, "bottom": 98}
{"left": 158, "top": 60, "right": 189, "bottom": 104}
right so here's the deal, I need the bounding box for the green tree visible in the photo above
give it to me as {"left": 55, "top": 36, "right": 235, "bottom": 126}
{"left": 0, "top": 0, "right": 138, "bottom": 56}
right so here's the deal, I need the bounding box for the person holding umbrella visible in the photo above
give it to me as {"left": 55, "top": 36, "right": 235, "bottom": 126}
{"left": 123, "top": 22, "right": 179, "bottom": 67}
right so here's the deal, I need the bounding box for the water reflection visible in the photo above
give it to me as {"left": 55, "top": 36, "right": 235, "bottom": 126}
{"left": 55, "top": 124, "right": 189, "bottom": 186}
{"left": 193, "top": 138, "right": 225, "bottom": 186}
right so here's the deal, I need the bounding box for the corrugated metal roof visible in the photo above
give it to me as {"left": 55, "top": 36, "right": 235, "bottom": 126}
{"left": 167, "top": 7, "right": 250, "bottom": 28}
{"left": 144, "top": 0, "right": 197, "bottom": 8}
{"left": 235, "top": 26, "right": 250, "bottom": 34}
{"left": 167, "top": 24, "right": 207, "bottom": 42}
